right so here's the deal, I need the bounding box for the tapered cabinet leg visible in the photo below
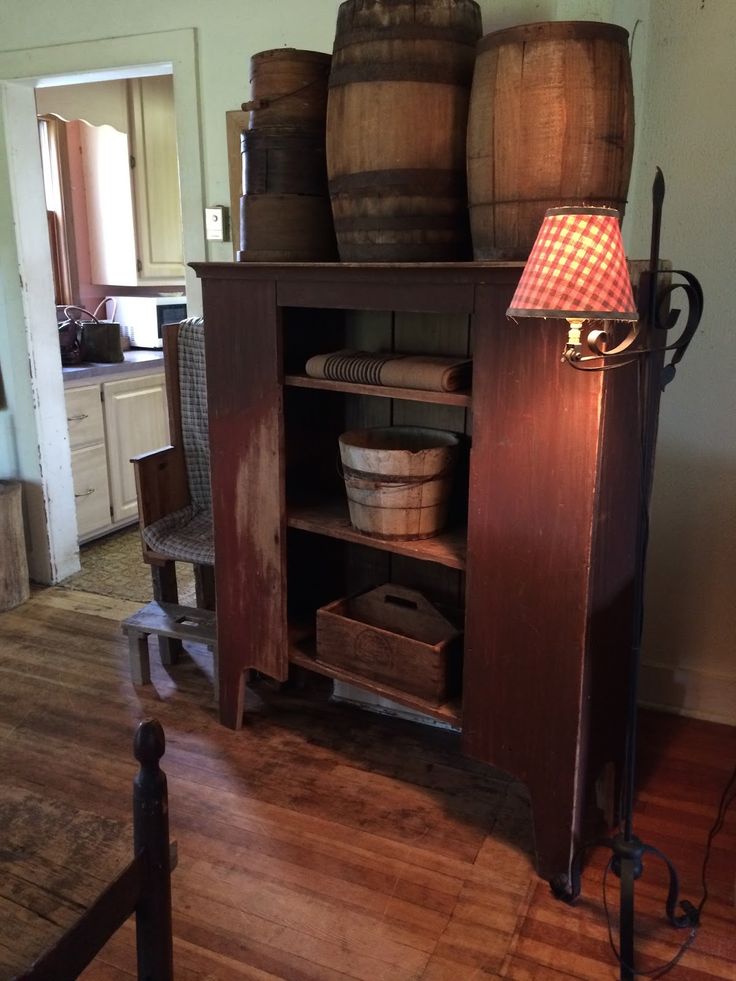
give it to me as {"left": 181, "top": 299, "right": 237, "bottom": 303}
{"left": 150, "top": 563, "right": 183, "bottom": 665}
{"left": 219, "top": 668, "right": 246, "bottom": 730}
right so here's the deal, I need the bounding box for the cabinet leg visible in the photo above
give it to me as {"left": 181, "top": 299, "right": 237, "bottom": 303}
{"left": 527, "top": 774, "right": 578, "bottom": 882}
{"left": 219, "top": 668, "right": 246, "bottom": 730}
{"left": 151, "top": 563, "right": 183, "bottom": 665}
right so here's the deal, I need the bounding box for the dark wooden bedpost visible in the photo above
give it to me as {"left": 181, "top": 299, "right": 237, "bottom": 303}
{"left": 133, "top": 719, "right": 174, "bottom": 981}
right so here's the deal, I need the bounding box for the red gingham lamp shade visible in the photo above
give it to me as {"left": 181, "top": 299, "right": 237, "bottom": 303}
{"left": 507, "top": 208, "right": 639, "bottom": 321}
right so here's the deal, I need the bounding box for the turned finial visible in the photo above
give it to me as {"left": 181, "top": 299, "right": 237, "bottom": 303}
{"left": 134, "top": 718, "right": 165, "bottom": 768}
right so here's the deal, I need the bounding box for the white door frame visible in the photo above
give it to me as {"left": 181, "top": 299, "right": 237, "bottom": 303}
{"left": 0, "top": 29, "right": 205, "bottom": 583}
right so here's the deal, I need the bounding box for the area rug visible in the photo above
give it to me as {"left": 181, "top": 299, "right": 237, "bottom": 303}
{"left": 60, "top": 527, "right": 195, "bottom": 605}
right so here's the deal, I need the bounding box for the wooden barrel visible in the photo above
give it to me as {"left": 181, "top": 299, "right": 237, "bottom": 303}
{"left": 326, "top": 0, "right": 482, "bottom": 262}
{"left": 467, "top": 21, "right": 635, "bottom": 260}
{"left": 0, "top": 480, "right": 30, "bottom": 612}
{"left": 245, "top": 48, "right": 331, "bottom": 129}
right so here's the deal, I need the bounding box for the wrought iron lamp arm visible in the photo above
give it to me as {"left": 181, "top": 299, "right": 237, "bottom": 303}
{"left": 563, "top": 169, "right": 704, "bottom": 385}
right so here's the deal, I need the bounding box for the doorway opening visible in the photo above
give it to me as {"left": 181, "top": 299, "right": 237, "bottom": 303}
{"left": 0, "top": 30, "right": 205, "bottom": 582}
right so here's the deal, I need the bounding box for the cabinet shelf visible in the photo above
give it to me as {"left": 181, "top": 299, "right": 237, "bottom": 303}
{"left": 289, "top": 628, "right": 462, "bottom": 725}
{"left": 284, "top": 373, "right": 471, "bottom": 407}
{"left": 287, "top": 500, "right": 467, "bottom": 570}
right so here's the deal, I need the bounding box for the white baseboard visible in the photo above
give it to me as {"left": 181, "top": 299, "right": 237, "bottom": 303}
{"left": 639, "top": 659, "right": 736, "bottom": 726}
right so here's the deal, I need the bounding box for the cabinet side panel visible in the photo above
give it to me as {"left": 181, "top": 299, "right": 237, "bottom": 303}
{"left": 202, "top": 278, "right": 287, "bottom": 725}
{"left": 463, "top": 284, "right": 604, "bottom": 877}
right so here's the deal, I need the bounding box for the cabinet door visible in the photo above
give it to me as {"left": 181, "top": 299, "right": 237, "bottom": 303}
{"left": 71, "top": 443, "right": 112, "bottom": 538}
{"left": 102, "top": 373, "right": 170, "bottom": 523}
{"left": 128, "top": 76, "right": 185, "bottom": 281}
{"left": 65, "top": 384, "right": 105, "bottom": 449}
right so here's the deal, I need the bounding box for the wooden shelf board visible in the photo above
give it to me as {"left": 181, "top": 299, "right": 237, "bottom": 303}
{"left": 284, "top": 373, "right": 471, "bottom": 407}
{"left": 289, "top": 632, "right": 462, "bottom": 725}
{"left": 287, "top": 500, "right": 467, "bottom": 570}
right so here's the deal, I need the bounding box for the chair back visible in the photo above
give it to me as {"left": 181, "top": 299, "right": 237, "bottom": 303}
{"left": 176, "top": 318, "right": 211, "bottom": 511}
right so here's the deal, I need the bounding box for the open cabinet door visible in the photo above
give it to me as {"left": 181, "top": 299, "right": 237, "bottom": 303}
{"left": 0, "top": 81, "right": 79, "bottom": 582}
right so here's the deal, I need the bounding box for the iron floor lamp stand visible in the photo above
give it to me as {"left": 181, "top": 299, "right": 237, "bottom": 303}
{"left": 549, "top": 170, "right": 704, "bottom": 980}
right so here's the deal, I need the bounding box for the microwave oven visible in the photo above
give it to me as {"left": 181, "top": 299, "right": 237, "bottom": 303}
{"left": 110, "top": 296, "right": 187, "bottom": 349}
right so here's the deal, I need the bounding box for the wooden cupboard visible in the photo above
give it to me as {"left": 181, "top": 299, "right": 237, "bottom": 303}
{"left": 194, "top": 261, "right": 663, "bottom": 879}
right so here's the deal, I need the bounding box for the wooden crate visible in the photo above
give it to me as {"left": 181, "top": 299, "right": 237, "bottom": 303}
{"left": 316, "top": 583, "right": 462, "bottom": 704}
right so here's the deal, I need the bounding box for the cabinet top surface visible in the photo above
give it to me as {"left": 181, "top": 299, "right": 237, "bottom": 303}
{"left": 192, "top": 261, "right": 525, "bottom": 282}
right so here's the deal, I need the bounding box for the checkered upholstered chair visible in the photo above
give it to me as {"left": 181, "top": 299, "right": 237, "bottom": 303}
{"left": 132, "top": 317, "right": 215, "bottom": 664}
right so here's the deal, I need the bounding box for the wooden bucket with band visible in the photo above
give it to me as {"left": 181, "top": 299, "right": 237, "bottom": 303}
{"left": 339, "top": 427, "right": 459, "bottom": 541}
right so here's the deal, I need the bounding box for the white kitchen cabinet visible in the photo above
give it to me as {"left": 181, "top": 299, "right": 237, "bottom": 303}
{"left": 65, "top": 368, "right": 170, "bottom": 541}
{"left": 65, "top": 384, "right": 112, "bottom": 539}
{"left": 102, "top": 373, "right": 169, "bottom": 523}
{"left": 128, "top": 76, "right": 185, "bottom": 282}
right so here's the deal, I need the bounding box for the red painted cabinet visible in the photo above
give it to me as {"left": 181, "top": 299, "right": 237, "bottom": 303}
{"left": 194, "top": 261, "right": 660, "bottom": 878}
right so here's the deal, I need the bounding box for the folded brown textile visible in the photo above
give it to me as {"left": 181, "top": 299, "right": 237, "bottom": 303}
{"left": 305, "top": 350, "right": 472, "bottom": 392}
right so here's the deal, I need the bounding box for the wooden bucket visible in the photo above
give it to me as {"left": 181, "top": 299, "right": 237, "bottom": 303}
{"left": 339, "top": 427, "right": 459, "bottom": 540}
{"left": 326, "top": 0, "right": 482, "bottom": 262}
{"left": 238, "top": 193, "right": 337, "bottom": 261}
{"left": 467, "top": 21, "right": 635, "bottom": 260}
{"left": 239, "top": 49, "right": 337, "bottom": 261}
{"left": 245, "top": 48, "right": 331, "bottom": 129}
{"left": 241, "top": 126, "right": 329, "bottom": 197}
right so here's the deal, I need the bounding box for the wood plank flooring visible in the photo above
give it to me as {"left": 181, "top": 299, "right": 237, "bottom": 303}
{"left": 0, "top": 587, "right": 733, "bottom": 980}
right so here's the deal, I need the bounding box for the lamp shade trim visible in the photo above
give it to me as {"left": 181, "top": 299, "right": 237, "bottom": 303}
{"left": 507, "top": 307, "right": 638, "bottom": 321}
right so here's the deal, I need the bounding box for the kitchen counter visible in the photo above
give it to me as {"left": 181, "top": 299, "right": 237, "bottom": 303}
{"left": 63, "top": 349, "right": 164, "bottom": 385}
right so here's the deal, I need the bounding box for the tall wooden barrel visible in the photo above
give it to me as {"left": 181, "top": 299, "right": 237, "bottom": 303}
{"left": 326, "top": 0, "right": 482, "bottom": 262}
{"left": 238, "top": 48, "right": 337, "bottom": 262}
{"left": 467, "top": 21, "right": 634, "bottom": 260}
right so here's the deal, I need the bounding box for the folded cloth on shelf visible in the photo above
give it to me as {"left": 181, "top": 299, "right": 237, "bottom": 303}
{"left": 305, "top": 350, "right": 472, "bottom": 392}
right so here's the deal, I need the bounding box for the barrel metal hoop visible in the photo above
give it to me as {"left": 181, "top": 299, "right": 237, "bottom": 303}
{"left": 329, "top": 168, "right": 466, "bottom": 196}
{"left": 329, "top": 61, "right": 473, "bottom": 86}
{"left": 342, "top": 463, "right": 452, "bottom": 486}
{"left": 333, "top": 24, "right": 481, "bottom": 51}
{"left": 334, "top": 214, "right": 464, "bottom": 231}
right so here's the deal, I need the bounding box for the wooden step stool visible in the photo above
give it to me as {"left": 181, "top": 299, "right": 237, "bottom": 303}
{"left": 122, "top": 601, "right": 217, "bottom": 686}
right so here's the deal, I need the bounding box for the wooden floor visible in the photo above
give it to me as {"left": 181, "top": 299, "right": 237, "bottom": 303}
{"left": 0, "top": 587, "right": 734, "bottom": 980}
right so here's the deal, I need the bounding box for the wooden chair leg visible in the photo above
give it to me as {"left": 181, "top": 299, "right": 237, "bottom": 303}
{"left": 150, "top": 563, "right": 183, "bottom": 666}
{"left": 128, "top": 631, "right": 151, "bottom": 685}
{"left": 194, "top": 563, "right": 216, "bottom": 611}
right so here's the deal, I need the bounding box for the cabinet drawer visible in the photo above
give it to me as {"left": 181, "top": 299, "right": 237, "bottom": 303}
{"left": 71, "top": 444, "right": 112, "bottom": 538}
{"left": 65, "top": 385, "right": 104, "bottom": 449}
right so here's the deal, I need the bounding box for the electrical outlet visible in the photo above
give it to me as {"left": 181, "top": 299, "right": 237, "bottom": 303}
{"left": 205, "top": 206, "right": 228, "bottom": 242}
